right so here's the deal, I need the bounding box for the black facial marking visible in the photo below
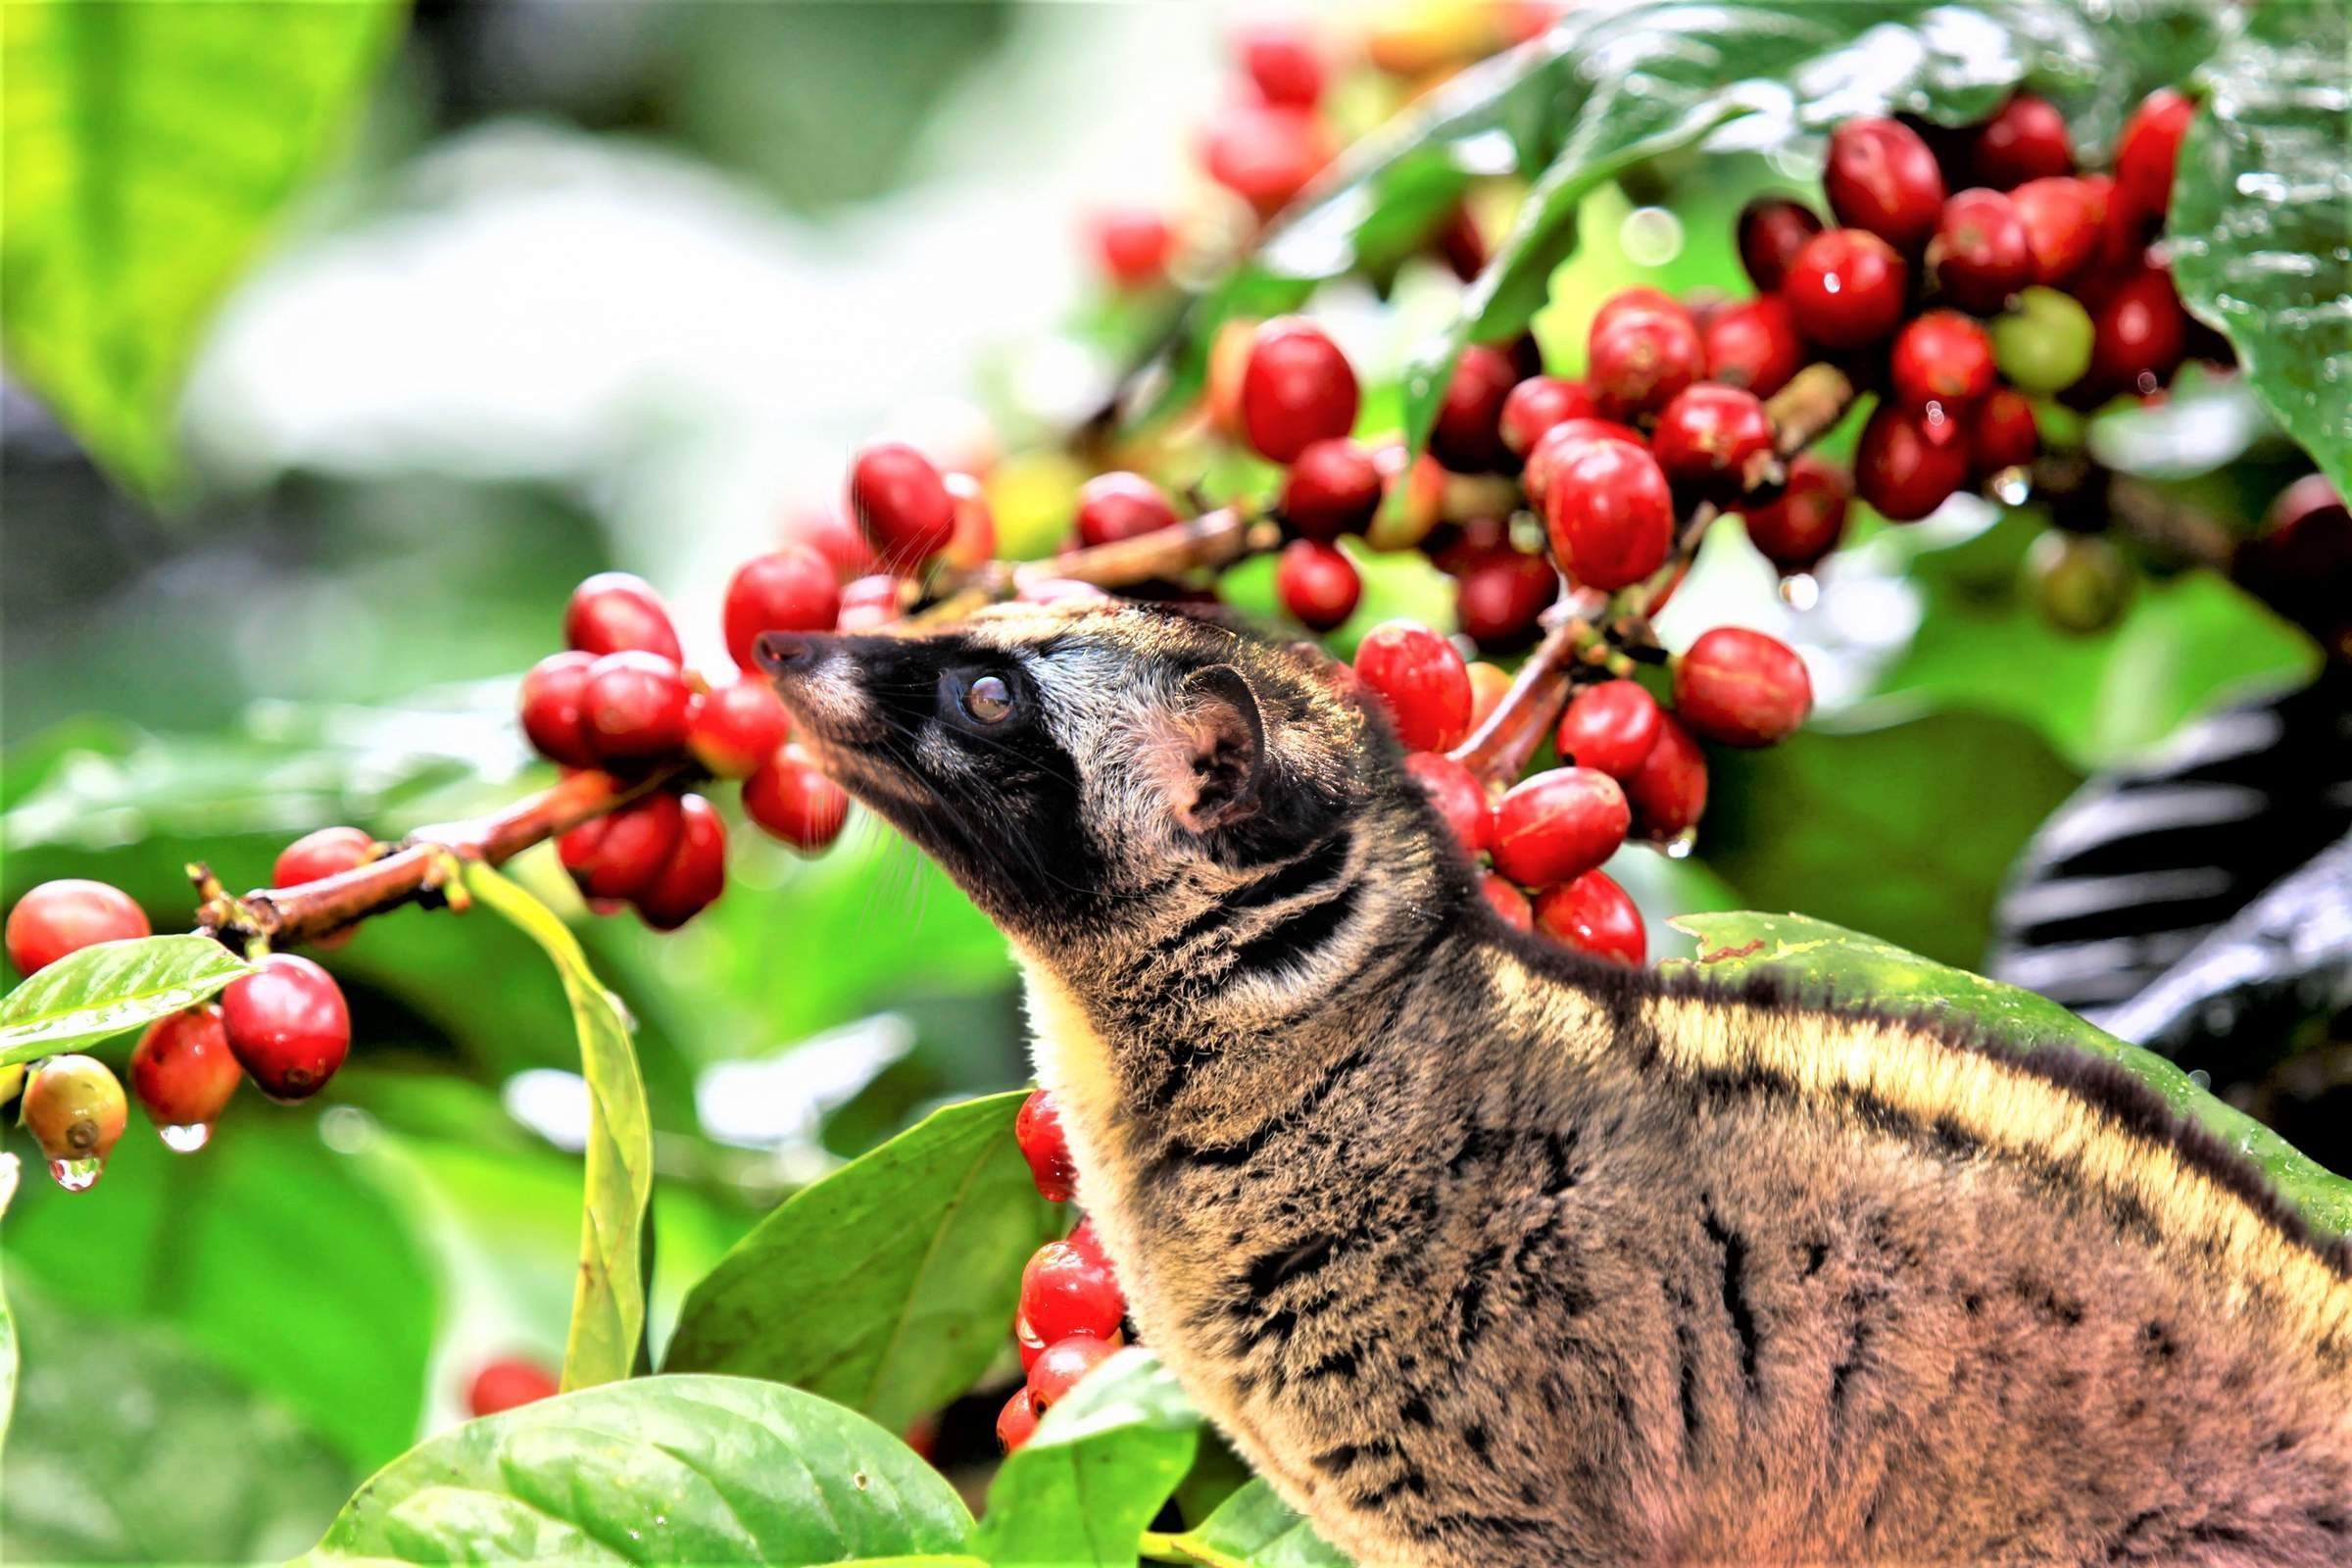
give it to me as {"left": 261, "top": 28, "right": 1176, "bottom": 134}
{"left": 1225, "top": 878, "right": 1363, "bottom": 977}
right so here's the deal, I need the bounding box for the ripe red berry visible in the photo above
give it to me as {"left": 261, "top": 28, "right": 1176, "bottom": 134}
{"left": 1428, "top": 344, "right": 1522, "bottom": 473}
{"left": 1089, "top": 209, "right": 1175, "bottom": 290}
{"left": 1544, "top": 439, "right": 1675, "bottom": 592}
{"left": 6, "top": 879, "right": 150, "bottom": 976}
{"left": 1673, "top": 627, "right": 1813, "bottom": 748}
{"left": 1973, "top": 94, "right": 2073, "bottom": 188}
{"left": 1238, "top": 23, "right": 1325, "bottom": 108}
{"left": 940, "top": 472, "right": 997, "bottom": 571}
{"left": 1282, "top": 438, "right": 1383, "bottom": 540}
{"left": 850, "top": 443, "right": 957, "bottom": 564}
{"left": 564, "top": 572, "right": 682, "bottom": 663}
{"left": 2236, "top": 475, "right": 2351, "bottom": 646}
{"left": 1015, "top": 1089, "right": 1078, "bottom": 1201}
{"left": 1587, "top": 302, "right": 1704, "bottom": 419}
{"left": 220, "top": 953, "right": 351, "bottom": 1102}
{"left": 1466, "top": 661, "right": 1513, "bottom": 729}
{"left": 1020, "top": 1238, "right": 1126, "bottom": 1345}
{"left": 2087, "top": 268, "right": 2187, "bottom": 396}
{"left": 275, "top": 825, "right": 375, "bottom": 889}
{"left": 1452, "top": 546, "right": 1557, "bottom": 653}
{"left": 1554, "top": 679, "right": 1663, "bottom": 780}
{"left": 582, "top": 651, "right": 693, "bottom": 760}
{"left": 1029, "top": 1334, "right": 1119, "bottom": 1412}
{"left": 1076, "top": 471, "right": 1178, "bottom": 548}
{"left": 689, "top": 677, "right": 791, "bottom": 778}
{"left": 2010, "top": 176, "right": 2104, "bottom": 285}
{"left": 1499, "top": 376, "right": 1597, "bottom": 458}
{"left": 518, "top": 652, "right": 599, "bottom": 768}
{"left": 2116, "top": 88, "right": 2195, "bottom": 225}
{"left": 1352, "top": 620, "right": 1473, "bottom": 752}
{"left": 24, "top": 1054, "right": 128, "bottom": 1168}
{"left": 1490, "top": 766, "right": 1630, "bottom": 887}
{"left": 1971, "top": 388, "right": 2040, "bottom": 474}
{"left": 780, "top": 507, "right": 871, "bottom": 581}
{"left": 1275, "top": 539, "right": 1361, "bottom": 631}
{"left": 1403, "top": 751, "right": 1491, "bottom": 855}
{"left": 1649, "top": 384, "right": 1774, "bottom": 499}
{"left": 467, "top": 1358, "right": 560, "bottom": 1418}
{"left": 635, "top": 794, "right": 727, "bottom": 931}
{"left": 997, "top": 1387, "right": 1042, "bottom": 1453}
{"left": 1589, "top": 286, "right": 1684, "bottom": 338}
{"left": 131, "top": 1005, "right": 244, "bottom": 1131}
{"left": 1201, "top": 103, "right": 1331, "bottom": 217}
{"left": 1889, "top": 310, "right": 1996, "bottom": 409}
{"left": 836, "top": 573, "right": 907, "bottom": 633}
{"left": 1701, "top": 297, "right": 1804, "bottom": 398}
{"left": 1854, "top": 403, "right": 1971, "bottom": 522}
{"left": 1624, "top": 713, "right": 1709, "bottom": 840}
{"left": 1481, "top": 873, "right": 1535, "bottom": 932}
{"left": 560, "top": 792, "right": 686, "bottom": 902}
{"left": 1523, "top": 417, "right": 1644, "bottom": 508}
{"left": 744, "top": 746, "right": 850, "bottom": 853}
{"left": 1824, "top": 117, "right": 1946, "bottom": 251}
{"left": 1742, "top": 454, "right": 1852, "bottom": 572}
{"left": 1241, "top": 318, "right": 1359, "bottom": 463}
{"left": 724, "top": 545, "right": 841, "bottom": 673}
{"left": 1783, "top": 229, "right": 1908, "bottom": 348}
{"left": 1736, "top": 197, "right": 1825, "bottom": 292}
{"left": 1928, "top": 187, "right": 2034, "bottom": 313}
{"left": 1534, "top": 870, "right": 1646, "bottom": 966}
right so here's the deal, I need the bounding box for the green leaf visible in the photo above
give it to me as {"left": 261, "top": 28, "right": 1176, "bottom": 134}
{"left": 1, "top": 1280, "right": 355, "bottom": 1563}
{"left": 662, "top": 1092, "right": 1060, "bottom": 1432}
{"left": 302, "top": 1373, "right": 973, "bottom": 1564}
{"left": 0, "top": 0, "right": 406, "bottom": 495}
{"left": 974, "top": 1348, "right": 1201, "bottom": 1568}
{"left": 1666, "top": 910, "right": 2352, "bottom": 1245}
{"left": 1156, "top": 1480, "right": 1352, "bottom": 1568}
{"left": 0, "top": 1154, "right": 19, "bottom": 1469}
{"left": 0, "top": 934, "right": 253, "bottom": 1065}
{"left": 463, "top": 863, "right": 652, "bottom": 1393}
{"left": 2169, "top": 2, "right": 2352, "bottom": 496}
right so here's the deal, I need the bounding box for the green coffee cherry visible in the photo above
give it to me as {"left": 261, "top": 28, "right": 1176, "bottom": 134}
{"left": 1992, "top": 287, "right": 2096, "bottom": 394}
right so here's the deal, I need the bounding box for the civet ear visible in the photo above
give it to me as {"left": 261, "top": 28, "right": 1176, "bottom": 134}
{"left": 1172, "top": 663, "right": 1265, "bottom": 834}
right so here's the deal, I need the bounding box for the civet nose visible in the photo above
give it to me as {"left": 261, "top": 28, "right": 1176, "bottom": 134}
{"left": 754, "top": 632, "right": 817, "bottom": 675}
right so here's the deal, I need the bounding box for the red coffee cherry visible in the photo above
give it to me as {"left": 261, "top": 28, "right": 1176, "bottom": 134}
{"left": 519, "top": 651, "right": 599, "bottom": 768}
{"left": 1625, "top": 713, "right": 1709, "bottom": 840}
{"left": 1353, "top": 620, "right": 1473, "bottom": 752}
{"left": 131, "top": 1005, "right": 244, "bottom": 1131}
{"left": 1029, "top": 1334, "right": 1119, "bottom": 1413}
{"left": 2087, "top": 268, "right": 2188, "bottom": 396}
{"left": 1466, "top": 661, "right": 1513, "bottom": 729}
{"left": 1649, "top": 384, "right": 1773, "bottom": 499}
{"left": 1481, "top": 873, "right": 1535, "bottom": 932}
{"left": 780, "top": 507, "right": 872, "bottom": 581}
{"left": 850, "top": 443, "right": 957, "bottom": 564}
{"left": 24, "top": 1054, "right": 128, "bottom": 1170}
{"left": 1736, "top": 197, "right": 1825, "bottom": 292}
{"left": 1674, "top": 626, "right": 1813, "bottom": 748}
{"left": 1016, "top": 1089, "right": 1078, "bottom": 1201}
{"left": 1065, "top": 1214, "right": 1108, "bottom": 1266}
{"left": 564, "top": 572, "right": 682, "bottom": 663}
{"left": 467, "top": 1358, "right": 561, "bottom": 1418}
{"left": 1489, "top": 766, "right": 1631, "bottom": 887}
{"left": 1076, "top": 471, "right": 1178, "bottom": 548}
{"left": 1020, "top": 1237, "right": 1126, "bottom": 1345}
{"left": 1282, "top": 438, "right": 1383, "bottom": 540}
{"left": 1241, "top": 318, "right": 1359, "bottom": 462}
{"left": 996, "top": 1387, "right": 1042, "bottom": 1453}
{"left": 1201, "top": 103, "right": 1331, "bottom": 217}
{"left": 1889, "top": 310, "right": 1996, "bottom": 409}
{"left": 582, "top": 651, "right": 693, "bottom": 760}
{"left": 1587, "top": 302, "right": 1704, "bottom": 419}
{"left": 1824, "top": 117, "right": 1946, "bottom": 251}
{"left": 220, "top": 954, "right": 352, "bottom": 1102}
{"left": 1928, "top": 187, "right": 2034, "bottom": 313}
{"left": 1275, "top": 539, "right": 1361, "bottom": 632}
{"left": 1523, "top": 417, "right": 1645, "bottom": 508}
{"left": 744, "top": 746, "right": 850, "bottom": 853}
{"left": 836, "top": 573, "right": 907, "bottom": 633}
{"left": 1784, "top": 229, "right": 1908, "bottom": 347}
{"left": 689, "top": 677, "right": 791, "bottom": 778}
{"left": 1499, "top": 376, "right": 1598, "bottom": 457}
{"left": 1544, "top": 438, "right": 1675, "bottom": 592}
{"left": 635, "top": 794, "right": 727, "bottom": 931}
{"left": 1971, "top": 388, "right": 2040, "bottom": 474}
{"left": 1403, "top": 751, "right": 1491, "bottom": 855}
{"left": 275, "top": 826, "right": 375, "bottom": 889}
{"left": 560, "top": 792, "right": 686, "bottom": 903}
{"left": 6, "top": 879, "right": 150, "bottom": 976}
{"left": 2116, "top": 88, "right": 2195, "bottom": 225}
{"left": 1589, "top": 286, "right": 1683, "bottom": 338}
{"left": 1453, "top": 546, "right": 1557, "bottom": 653}
{"left": 1554, "top": 679, "right": 1663, "bottom": 780}
{"left": 1089, "top": 209, "right": 1175, "bottom": 290}
{"left": 1238, "top": 22, "right": 1325, "bottom": 108}
{"left": 1973, "top": 93, "right": 2073, "bottom": 188}
{"left": 724, "top": 545, "right": 842, "bottom": 673}
{"left": 1854, "top": 403, "right": 1971, "bottom": 522}
{"left": 939, "top": 473, "right": 998, "bottom": 571}
{"left": 1701, "top": 297, "right": 1804, "bottom": 398}
{"left": 2236, "top": 475, "right": 2351, "bottom": 646}
{"left": 1428, "top": 344, "right": 1522, "bottom": 473}
{"left": 2010, "top": 176, "right": 2105, "bottom": 285}
{"left": 1743, "top": 454, "right": 1852, "bottom": 573}
{"left": 1534, "top": 870, "right": 1645, "bottom": 966}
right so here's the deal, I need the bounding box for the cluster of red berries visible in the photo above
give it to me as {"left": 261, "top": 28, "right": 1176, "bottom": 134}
{"left": 995, "top": 1089, "right": 1127, "bottom": 1452}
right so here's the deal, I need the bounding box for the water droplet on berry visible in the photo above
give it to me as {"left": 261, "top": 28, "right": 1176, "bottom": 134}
{"left": 1990, "top": 466, "right": 2032, "bottom": 505}
{"left": 1778, "top": 571, "right": 1821, "bottom": 611}
{"left": 48, "top": 1154, "right": 103, "bottom": 1192}
{"left": 159, "top": 1121, "right": 213, "bottom": 1153}
{"left": 1663, "top": 828, "right": 1699, "bottom": 860}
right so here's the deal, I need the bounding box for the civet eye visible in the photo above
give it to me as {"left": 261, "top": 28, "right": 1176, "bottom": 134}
{"left": 964, "top": 674, "right": 1015, "bottom": 723}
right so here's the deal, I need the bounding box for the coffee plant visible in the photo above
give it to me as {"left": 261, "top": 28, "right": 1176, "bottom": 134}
{"left": 2, "top": 1, "right": 2347, "bottom": 1563}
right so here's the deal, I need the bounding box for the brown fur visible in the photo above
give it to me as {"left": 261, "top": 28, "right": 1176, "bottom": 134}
{"left": 762, "top": 605, "right": 2352, "bottom": 1567}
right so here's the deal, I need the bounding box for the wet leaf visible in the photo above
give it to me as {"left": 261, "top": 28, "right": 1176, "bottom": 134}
{"left": 0, "top": 934, "right": 252, "bottom": 1065}
{"left": 974, "top": 1348, "right": 1200, "bottom": 1567}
